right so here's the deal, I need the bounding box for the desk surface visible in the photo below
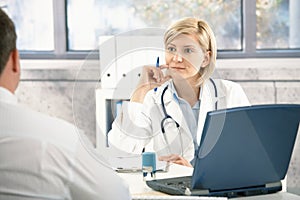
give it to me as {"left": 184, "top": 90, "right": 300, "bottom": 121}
{"left": 118, "top": 163, "right": 300, "bottom": 200}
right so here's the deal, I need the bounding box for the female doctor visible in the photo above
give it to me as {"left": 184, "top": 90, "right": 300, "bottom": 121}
{"left": 109, "top": 17, "right": 250, "bottom": 167}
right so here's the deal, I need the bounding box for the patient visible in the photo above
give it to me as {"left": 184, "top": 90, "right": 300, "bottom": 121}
{"left": 0, "top": 8, "right": 130, "bottom": 200}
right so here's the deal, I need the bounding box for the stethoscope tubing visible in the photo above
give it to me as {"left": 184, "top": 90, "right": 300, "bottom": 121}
{"left": 160, "top": 78, "right": 218, "bottom": 132}
{"left": 159, "top": 78, "right": 218, "bottom": 155}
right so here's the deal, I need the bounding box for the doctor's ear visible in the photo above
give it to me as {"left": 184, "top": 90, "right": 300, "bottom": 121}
{"left": 201, "top": 51, "right": 211, "bottom": 68}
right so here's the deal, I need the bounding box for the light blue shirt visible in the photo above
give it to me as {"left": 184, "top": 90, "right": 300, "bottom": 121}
{"left": 169, "top": 83, "right": 201, "bottom": 150}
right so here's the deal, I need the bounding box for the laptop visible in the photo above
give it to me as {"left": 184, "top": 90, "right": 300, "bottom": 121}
{"left": 146, "top": 104, "right": 300, "bottom": 198}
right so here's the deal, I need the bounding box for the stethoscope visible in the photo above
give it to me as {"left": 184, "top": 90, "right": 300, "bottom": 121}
{"left": 159, "top": 78, "right": 218, "bottom": 155}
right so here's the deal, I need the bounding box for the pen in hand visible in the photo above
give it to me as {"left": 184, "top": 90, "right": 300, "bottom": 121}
{"left": 154, "top": 57, "right": 159, "bottom": 92}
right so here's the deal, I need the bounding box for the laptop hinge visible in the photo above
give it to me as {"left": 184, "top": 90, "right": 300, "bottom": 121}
{"left": 265, "top": 181, "right": 282, "bottom": 188}
{"left": 185, "top": 188, "right": 210, "bottom": 196}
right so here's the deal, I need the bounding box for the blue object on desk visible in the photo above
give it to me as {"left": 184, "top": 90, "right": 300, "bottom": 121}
{"left": 142, "top": 152, "right": 156, "bottom": 179}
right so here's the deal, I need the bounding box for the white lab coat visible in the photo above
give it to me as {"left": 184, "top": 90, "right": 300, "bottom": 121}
{"left": 109, "top": 79, "right": 250, "bottom": 162}
{"left": 0, "top": 87, "right": 130, "bottom": 200}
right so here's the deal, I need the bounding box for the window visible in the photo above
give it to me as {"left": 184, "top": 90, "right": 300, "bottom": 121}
{"left": 1, "top": 0, "right": 54, "bottom": 51}
{"left": 1, "top": 0, "right": 299, "bottom": 59}
{"left": 67, "top": 0, "right": 242, "bottom": 51}
{"left": 256, "top": 0, "right": 300, "bottom": 49}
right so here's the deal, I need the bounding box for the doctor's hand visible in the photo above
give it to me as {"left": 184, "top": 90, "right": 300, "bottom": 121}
{"left": 158, "top": 154, "right": 193, "bottom": 168}
{"left": 131, "top": 65, "right": 171, "bottom": 103}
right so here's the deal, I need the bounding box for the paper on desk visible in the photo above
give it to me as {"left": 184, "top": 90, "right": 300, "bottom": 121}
{"left": 107, "top": 154, "right": 168, "bottom": 173}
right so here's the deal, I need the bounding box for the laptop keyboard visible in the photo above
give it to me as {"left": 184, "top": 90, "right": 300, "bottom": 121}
{"left": 158, "top": 176, "right": 192, "bottom": 190}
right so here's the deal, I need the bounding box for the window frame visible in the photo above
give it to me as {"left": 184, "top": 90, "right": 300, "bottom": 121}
{"left": 19, "top": 0, "right": 300, "bottom": 60}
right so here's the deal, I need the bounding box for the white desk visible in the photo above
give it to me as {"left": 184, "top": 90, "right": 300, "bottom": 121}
{"left": 118, "top": 163, "right": 300, "bottom": 200}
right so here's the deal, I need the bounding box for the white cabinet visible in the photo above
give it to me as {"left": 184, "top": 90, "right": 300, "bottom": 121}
{"left": 95, "top": 88, "right": 130, "bottom": 149}
{"left": 99, "top": 35, "right": 164, "bottom": 89}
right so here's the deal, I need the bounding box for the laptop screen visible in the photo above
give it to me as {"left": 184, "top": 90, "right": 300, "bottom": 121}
{"left": 192, "top": 104, "right": 300, "bottom": 191}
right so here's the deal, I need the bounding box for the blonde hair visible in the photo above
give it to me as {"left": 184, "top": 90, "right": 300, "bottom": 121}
{"left": 164, "top": 17, "right": 217, "bottom": 85}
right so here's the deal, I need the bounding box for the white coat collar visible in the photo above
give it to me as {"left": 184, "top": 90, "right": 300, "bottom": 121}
{"left": 153, "top": 80, "right": 173, "bottom": 105}
{"left": 0, "top": 87, "right": 18, "bottom": 105}
{"left": 154, "top": 79, "right": 226, "bottom": 105}
{"left": 197, "top": 79, "right": 226, "bottom": 144}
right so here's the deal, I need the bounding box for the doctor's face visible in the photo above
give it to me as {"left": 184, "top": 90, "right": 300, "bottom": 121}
{"left": 165, "top": 33, "right": 209, "bottom": 80}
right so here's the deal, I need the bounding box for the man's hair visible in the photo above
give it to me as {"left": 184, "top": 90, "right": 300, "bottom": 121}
{"left": 0, "top": 8, "right": 17, "bottom": 75}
